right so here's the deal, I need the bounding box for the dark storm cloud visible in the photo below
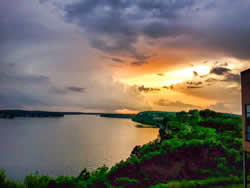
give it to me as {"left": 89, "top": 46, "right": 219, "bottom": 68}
{"left": 193, "top": 71, "right": 199, "bottom": 77}
{"left": 223, "top": 73, "right": 240, "bottom": 84}
{"left": 186, "top": 81, "right": 202, "bottom": 86}
{"left": 205, "top": 78, "right": 219, "bottom": 83}
{"left": 0, "top": 0, "right": 153, "bottom": 111}
{"left": 163, "top": 85, "right": 174, "bottom": 90}
{"left": 0, "top": 73, "right": 51, "bottom": 108}
{"left": 102, "top": 56, "right": 125, "bottom": 63}
{"left": 90, "top": 36, "right": 137, "bottom": 57}
{"left": 63, "top": 0, "right": 250, "bottom": 60}
{"left": 66, "top": 86, "right": 85, "bottom": 93}
{"left": 0, "top": 0, "right": 68, "bottom": 86}
{"left": 50, "top": 87, "right": 68, "bottom": 95}
{"left": 63, "top": 0, "right": 197, "bottom": 60}
{"left": 0, "top": 1, "right": 58, "bottom": 53}
{"left": 0, "top": 93, "right": 45, "bottom": 109}
{"left": 192, "top": 1, "right": 250, "bottom": 59}
{"left": 187, "top": 86, "right": 203, "bottom": 89}
{"left": 0, "top": 0, "right": 248, "bottom": 113}
{"left": 131, "top": 61, "right": 147, "bottom": 66}
{"left": 0, "top": 72, "right": 49, "bottom": 85}
{"left": 142, "top": 22, "right": 182, "bottom": 39}
{"left": 186, "top": 81, "right": 203, "bottom": 89}
{"left": 111, "top": 58, "right": 124, "bottom": 63}
{"left": 0, "top": 0, "right": 80, "bottom": 110}
{"left": 210, "top": 67, "right": 231, "bottom": 75}
{"left": 209, "top": 66, "right": 240, "bottom": 84}
{"left": 65, "top": 0, "right": 138, "bottom": 58}
{"left": 138, "top": 85, "right": 160, "bottom": 93}
{"left": 136, "top": 0, "right": 197, "bottom": 17}
{"left": 130, "top": 54, "right": 152, "bottom": 66}
{"left": 0, "top": 71, "right": 86, "bottom": 108}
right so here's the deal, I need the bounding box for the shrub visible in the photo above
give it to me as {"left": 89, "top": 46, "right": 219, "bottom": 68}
{"left": 150, "top": 176, "right": 243, "bottom": 188}
{"left": 82, "top": 165, "right": 110, "bottom": 187}
{"left": 24, "top": 173, "right": 53, "bottom": 188}
{"left": 0, "top": 170, "right": 26, "bottom": 188}
{"left": 114, "top": 177, "right": 139, "bottom": 187}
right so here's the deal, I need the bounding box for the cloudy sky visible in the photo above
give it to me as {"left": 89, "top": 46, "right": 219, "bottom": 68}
{"left": 1, "top": 0, "right": 249, "bottom": 114}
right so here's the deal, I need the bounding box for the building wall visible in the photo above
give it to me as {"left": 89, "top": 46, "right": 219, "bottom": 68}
{"left": 241, "top": 69, "right": 250, "bottom": 152}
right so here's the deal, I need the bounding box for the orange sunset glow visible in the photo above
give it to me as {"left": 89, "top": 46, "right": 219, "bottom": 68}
{"left": 0, "top": 0, "right": 249, "bottom": 114}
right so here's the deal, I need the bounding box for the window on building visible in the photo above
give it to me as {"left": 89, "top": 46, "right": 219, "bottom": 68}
{"left": 246, "top": 105, "right": 250, "bottom": 141}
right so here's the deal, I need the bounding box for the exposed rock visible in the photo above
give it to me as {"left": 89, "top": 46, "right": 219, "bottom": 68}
{"left": 109, "top": 146, "right": 226, "bottom": 187}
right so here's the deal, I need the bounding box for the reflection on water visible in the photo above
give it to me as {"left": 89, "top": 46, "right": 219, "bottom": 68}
{"left": 0, "top": 115, "right": 158, "bottom": 180}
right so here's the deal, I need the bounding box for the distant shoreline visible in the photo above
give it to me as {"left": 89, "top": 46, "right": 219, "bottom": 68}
{"left": 0, "top": 109, "right": 136, "bottom": 119}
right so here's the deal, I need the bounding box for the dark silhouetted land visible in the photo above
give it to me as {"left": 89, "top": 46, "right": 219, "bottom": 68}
{"left": 0, "top": 110, "right": 135, "bottom": 119}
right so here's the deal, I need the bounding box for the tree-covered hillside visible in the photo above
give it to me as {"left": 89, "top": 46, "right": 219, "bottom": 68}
{"left": 0, "top": 109, "right": 248, "bottom": 188}
{"left": 132, "top": 111, "right": 176, "bottom": 126}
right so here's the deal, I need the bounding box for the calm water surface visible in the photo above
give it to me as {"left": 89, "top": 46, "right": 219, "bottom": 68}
{"left": 0, "top": 115, "right": 158, "bottom": 180}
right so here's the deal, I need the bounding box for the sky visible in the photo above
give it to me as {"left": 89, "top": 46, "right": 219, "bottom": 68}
{"left": 0, "top": 0, "right": 249, "bottom": 114}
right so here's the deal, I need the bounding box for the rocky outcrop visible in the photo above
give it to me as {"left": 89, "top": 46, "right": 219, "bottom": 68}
{"left": 108, "top": 146, "right": 226, "bottom": 187}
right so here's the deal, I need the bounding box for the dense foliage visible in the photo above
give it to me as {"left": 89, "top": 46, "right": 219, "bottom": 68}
{"left": 150, "top": 175, "right": 244, "bottom": 188}
{"left": 1, "top": 109, "right": 247, "bottom": 187}
{"left": 132, "top": 111, "right": 176, "bottom": 126}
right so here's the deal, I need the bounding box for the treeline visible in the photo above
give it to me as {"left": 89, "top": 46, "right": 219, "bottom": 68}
{"left": 132, "top": 109, "right": 240, "bottom": 128}
{"left": 0, "top": 110, "right": 64, "bottom": 119}
{"left": 100, "top": 113, "right": 135, "bottom": 119}
{"left": 0, "top": 110, "right": 135, "bottom": 119}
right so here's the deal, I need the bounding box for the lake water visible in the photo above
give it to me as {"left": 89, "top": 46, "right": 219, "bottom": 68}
{"left": 0, "top": 115, "right": 158, "bottom": 180}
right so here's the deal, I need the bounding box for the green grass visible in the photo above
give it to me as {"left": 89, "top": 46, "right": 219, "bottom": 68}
{"left": 213, "top": 184, "right": 250, "bottom": 188}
